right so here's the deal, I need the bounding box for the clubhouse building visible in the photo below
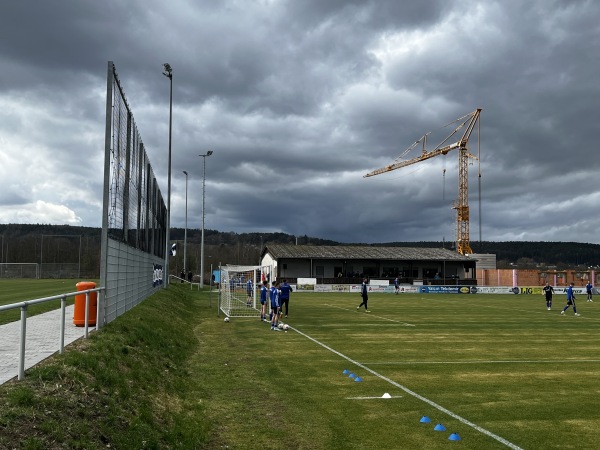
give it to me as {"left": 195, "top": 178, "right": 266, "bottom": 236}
{"left": 260, "top": 244, "right": 477, "bottom": 286}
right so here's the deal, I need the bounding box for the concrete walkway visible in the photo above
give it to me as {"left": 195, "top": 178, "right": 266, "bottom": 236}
{"left": 0, "top": 306, "right": 89, "bottom": 385}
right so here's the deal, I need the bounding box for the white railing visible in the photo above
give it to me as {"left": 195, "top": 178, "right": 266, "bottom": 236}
{"left": 0, "top": 287, "right": 105, "bottom": 381}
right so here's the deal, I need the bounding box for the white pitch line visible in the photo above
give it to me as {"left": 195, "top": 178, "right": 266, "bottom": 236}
{"left": 324, "top": 304, "right": 415, "bottom": 327}
{"left": 289, "top": 325, "right": 524, "bottom": 450}
{"left": 346, "top": 396, "right": 404, "bottom": 400}
{"left": 364, "top": 359, "right": 600, "bottom": 365}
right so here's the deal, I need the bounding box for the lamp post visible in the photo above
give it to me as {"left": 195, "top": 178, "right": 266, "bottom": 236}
{"left": 199, "top": 150, "right": 213, "bottom": 288}
{"left": 183, "top": 170, "right": 188, "bottom": 278}
{"left": 163, "top": 63, "right": 173, "bottom": 287}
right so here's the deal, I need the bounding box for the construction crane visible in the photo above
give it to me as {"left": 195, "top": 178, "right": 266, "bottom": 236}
{"left": 364, "top": 108, "right": 482, "bottom": 255}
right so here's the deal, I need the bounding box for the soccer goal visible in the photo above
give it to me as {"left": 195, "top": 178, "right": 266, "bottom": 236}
{"left": 219, "top": 264, "right": 271, "bottom": 319}
{"left": 0, "top": 263, "right": 40, "bottom": 279}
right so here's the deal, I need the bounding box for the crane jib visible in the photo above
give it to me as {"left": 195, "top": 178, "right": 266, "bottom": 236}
{"left": 363, "top": 108, "right": 482, "bottom": 255}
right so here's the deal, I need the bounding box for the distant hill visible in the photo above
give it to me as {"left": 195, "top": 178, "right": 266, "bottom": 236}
{"left": 0, "top": 224, "right": 599, "bottom": 274}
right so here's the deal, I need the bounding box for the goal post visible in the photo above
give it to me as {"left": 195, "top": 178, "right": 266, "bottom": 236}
{"left": 219, "top": 264, "right": 272, "bottom": 319}
{"left": 0, "top": 263, "right": 40, "bottom": 279}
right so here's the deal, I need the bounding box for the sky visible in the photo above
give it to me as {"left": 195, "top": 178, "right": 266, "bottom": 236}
{"left": 0, "top": 0, "right": 598, "bottom": 245}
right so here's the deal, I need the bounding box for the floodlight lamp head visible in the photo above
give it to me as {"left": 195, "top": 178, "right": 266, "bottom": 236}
{"left": 162, "top": 63, "right": 172, "bottom": 78}
{"left": 183, "top": 170, "right": 188, "bottom": 176}
{"left": 207, "top": 150, "right": 213, "bottom": 156}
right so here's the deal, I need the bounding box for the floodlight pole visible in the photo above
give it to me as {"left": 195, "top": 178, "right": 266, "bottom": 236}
{"left": 199, "top": 150, "right": 213, "bottom": 288}
{"left": 163, "top": 63, "right": 173, "bottom": 288}
{"left": 183, "top": 170, "right": 188, "bottom": 277}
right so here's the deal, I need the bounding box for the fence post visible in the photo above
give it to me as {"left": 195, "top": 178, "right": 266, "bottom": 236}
{"left": 60, "top": 295, "right": 67, "bottom": 354}
{"left": 96, "top": 288, "right": 102, "bottom": 331}
{"left": 84, "top": 291, "right": 90, "bottom": 338}
{"left": 18, "top": 305, "right": 27, "bottom": 381}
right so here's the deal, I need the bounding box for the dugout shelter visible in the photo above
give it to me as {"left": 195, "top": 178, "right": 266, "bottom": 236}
{"left": 260, "top": 244, "right": 477, "bottom": 286}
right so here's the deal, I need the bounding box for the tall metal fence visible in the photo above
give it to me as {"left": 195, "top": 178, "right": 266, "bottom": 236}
{"left": 99, "top": 61, "right": 167, "bottom": 328}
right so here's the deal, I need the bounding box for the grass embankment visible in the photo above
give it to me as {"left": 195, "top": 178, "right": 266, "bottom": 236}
{"left": 0, "top": 284, "right": 212, "bottom": 449}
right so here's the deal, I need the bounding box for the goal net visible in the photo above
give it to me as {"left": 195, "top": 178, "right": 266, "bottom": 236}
{"left": 219, "top": 264, "right": 272, "bottom": 319}
{"left": 0, "top": 263, "right": 40, "bottom": 279}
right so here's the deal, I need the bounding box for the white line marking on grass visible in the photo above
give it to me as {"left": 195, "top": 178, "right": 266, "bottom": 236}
{"left": 346, "top": 395, "right": 403, "bottom": 400}
{"left": 364, "top": 359, "right": 600, "bottom": 365}
{"left": 290, "top": 325, "right": 524, "bottom": 450}
{"left": 325, "top": 304, "right": 415, "bottom": 327}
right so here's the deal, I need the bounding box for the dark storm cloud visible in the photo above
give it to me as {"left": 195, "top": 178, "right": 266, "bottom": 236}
{"left": 1, "top": 0, "right": 599, "bottom": 245}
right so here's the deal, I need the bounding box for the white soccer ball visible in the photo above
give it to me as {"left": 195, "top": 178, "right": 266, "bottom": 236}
{"left": 224, "top": 317, "right": 230, "bottom": 322}
{"left": 278, "top": 322, "right": 284, "bottom": 329}
{"left": 283, "top": 324, "right": 289, "bottom": 331}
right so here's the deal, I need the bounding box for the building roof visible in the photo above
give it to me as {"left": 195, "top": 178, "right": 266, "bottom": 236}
{"left": 264, "top": 244, "right": 474, "bottom": 261}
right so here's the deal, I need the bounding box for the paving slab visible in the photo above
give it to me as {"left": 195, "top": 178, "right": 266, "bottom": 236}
{"left": 0, "top": 305, "right": 90, "bottom": 385}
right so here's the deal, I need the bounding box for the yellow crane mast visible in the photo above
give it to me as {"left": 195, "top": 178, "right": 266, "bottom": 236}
{"left": 364, "top": 108, "right": 482, "bottom": 255}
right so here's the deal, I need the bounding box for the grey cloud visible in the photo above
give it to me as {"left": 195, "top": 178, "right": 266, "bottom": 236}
{"left": 0, "top": 0, "right": 598, "bottom": 244}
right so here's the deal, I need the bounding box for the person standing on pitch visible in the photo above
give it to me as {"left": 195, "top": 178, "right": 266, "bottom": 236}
{"left": 260, "top": 282, "right": 269, "bottom": 322}
{"left": 246, "top": 278, "right": 253, "bottom": 307}
{"left": 357, "top": 278, "right": 370, "bottom": 312}
{"left": 561, "top": 282, "right": 580, "bottom": 316}
{"left": 543, "top": 282, "right": 554, "bottom": 310}
{"left": 394, "top": 276, "right": 399, "bottom": 294}
{"left": 270, "top": 281, "right": 281, "bottom": 330}
{"left": 279, "top": 279, "right": 293, "bottom": 318}
{"left": 586, "top": 281, "right": 593, "bottom": 302}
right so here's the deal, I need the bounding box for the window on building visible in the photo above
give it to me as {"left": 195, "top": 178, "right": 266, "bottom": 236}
{"left": 423, "top": 268, "right": 438, "bottom": 278}
{"left": 363, "top": 267, "right": 376, "bottom": 276}
{"left": 402, "top": 268, "right": 418, "bottom": 278}
{"left": 383, "top": 266, "right": 399, "bottom": 277}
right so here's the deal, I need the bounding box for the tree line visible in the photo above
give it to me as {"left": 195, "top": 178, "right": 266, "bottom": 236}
{"left": 0, "top": 224, "right": 599, "bottom": 278}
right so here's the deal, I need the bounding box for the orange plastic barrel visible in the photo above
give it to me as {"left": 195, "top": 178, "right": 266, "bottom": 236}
{"left": 73, "top": 281, "right": 97, "bottom": 326}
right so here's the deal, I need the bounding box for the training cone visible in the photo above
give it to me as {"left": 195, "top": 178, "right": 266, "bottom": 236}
{"left": 419, "top": 416, "right": 431, "bottom": 423}
{"left": 349, "top": 373, "right": 356, "bottom": 379}
{"left": 354, "top": 376, "right": 363, "bottom": 382}
{"left": 434, "top": 424, "right": 446, "bottom": 431}
{"left": 342, "top": 369, "right": 349, "bottom": 374}
{"left": 448, "top": 433, "right": 461, "bottom": 441}
{"left": 382, "top": 393, "right": 391, "bottom": 398}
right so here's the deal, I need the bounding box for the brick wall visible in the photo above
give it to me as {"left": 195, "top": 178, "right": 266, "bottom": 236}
{"left": 478, "top": 269, "right": 598, "bottom": 287}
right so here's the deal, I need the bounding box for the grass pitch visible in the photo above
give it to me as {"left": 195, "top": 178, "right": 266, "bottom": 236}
{"left": 1, "top": 285, "right": 599, "bottom": 449}
{"left": 0, "top": 279, "right": 99, "bottom": 325}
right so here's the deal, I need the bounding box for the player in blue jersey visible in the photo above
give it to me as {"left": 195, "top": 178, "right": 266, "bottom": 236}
{"left": 542, "top": 282, "right": 554, "bottom": 310}
{"left": 561, "top": 282, "right": 580, "bottom": 316}
{"left": 394, "top": 277, "right": 399, "bottom": 294}
{"left": 260, "top": 282, "right": 269, "bottom": 321}
{"left": 270, "top": 281, "right": 281, "bottom": 330}
{"left": 357, "top": 278, "right": 370, "bottom": 312}
{"left": 279, "top": 279, "right": 293, "bottom": 318}
{"left": 246, "top": 279, "right": 253, "bottom": 307}
{"left": 586, "top": 281, "right": 593, "bottom": 302}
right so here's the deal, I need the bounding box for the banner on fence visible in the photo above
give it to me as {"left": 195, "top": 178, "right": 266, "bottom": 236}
{"left": 419, "top": 285, "right": 473, "bottom": 294}
{"left": 314, "top": 284, "right": 349, "bottom": 292}
{"left": 295, "top": 284, "right": 315, "bottom": 291}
